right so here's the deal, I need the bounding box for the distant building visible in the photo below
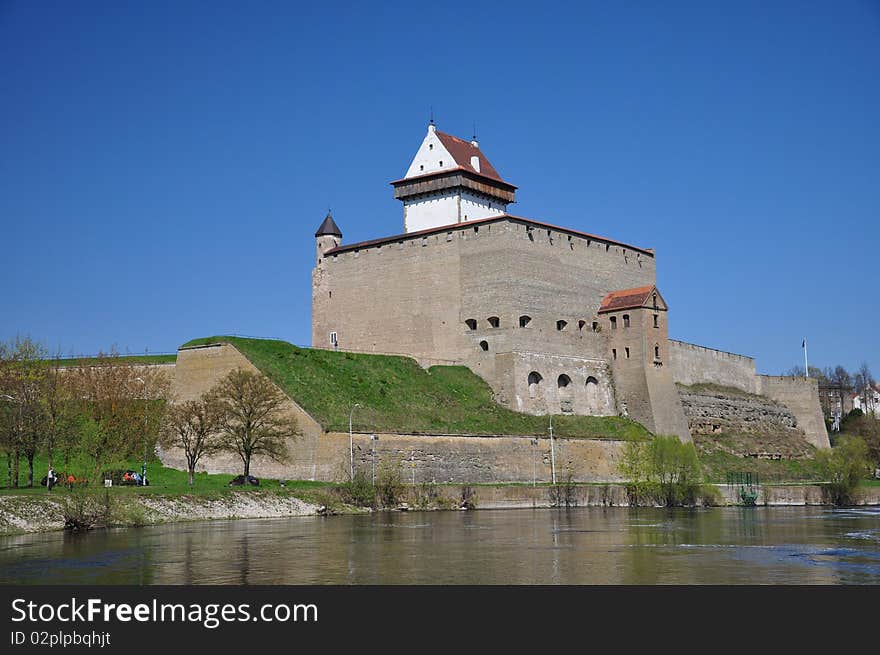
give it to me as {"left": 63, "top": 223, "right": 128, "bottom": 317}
{"left": 818, "top": 382, "right": 854, "bottom": 428}
{"left": 853, "top": 385, "right": 880, "bottom": 418}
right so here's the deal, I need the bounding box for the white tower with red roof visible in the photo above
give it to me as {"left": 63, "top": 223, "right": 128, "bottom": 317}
{"left": 391, "top": 123, "right": 518, "bottom": 232}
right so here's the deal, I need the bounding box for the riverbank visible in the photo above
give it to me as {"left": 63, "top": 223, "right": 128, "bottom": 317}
{"left": 2, "top": 482, "right": 880, "bottom": 536}
{"left": 0, "top": 490, "right": 319, "bottom": 536}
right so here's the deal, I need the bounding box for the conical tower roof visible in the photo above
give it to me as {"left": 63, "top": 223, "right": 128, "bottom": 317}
{"left": 315, "top": 212, "right": 342, "bottom": 238}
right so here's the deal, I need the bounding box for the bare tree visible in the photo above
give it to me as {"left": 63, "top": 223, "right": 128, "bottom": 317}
{"left": 854, "top": 363, "right": 876, "bottom": 414}
{"left": 160, "top": 396, "right": 223, "bottom": 486}
{"left": 211, "top": 369, "right": 298, "bottom": 477}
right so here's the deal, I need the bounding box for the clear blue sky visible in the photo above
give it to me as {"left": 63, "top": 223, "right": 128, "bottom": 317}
{"left": 2, "top": 1, "right": 878, "bottom": 375}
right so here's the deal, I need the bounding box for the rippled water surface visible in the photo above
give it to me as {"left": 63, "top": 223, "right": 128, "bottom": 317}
{"left": 2, "top": 506, "right": 879, "bottom": 584}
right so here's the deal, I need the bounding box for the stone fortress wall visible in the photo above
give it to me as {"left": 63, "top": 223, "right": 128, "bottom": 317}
{"left": 669, "top": 340, "right": 758, "bottom": 393}
{"left": 667, "top": 340, "right": 830, "bottom": 449}
{"left": 161, "top": 343, "right": 625, "bottom": 483}
{"left": 313, "top": 216, "right": 656, "bottom": 424}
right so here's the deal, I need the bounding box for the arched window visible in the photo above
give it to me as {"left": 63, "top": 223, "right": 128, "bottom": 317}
{"left": 528, "top": 372, "right": 543, "bottom": 398}
{"left": 557, "top": 374, "right": 571, "bottom": 388}
{"left": 578, "top": 320, "right": 586, "bottom": 331}
{"left": 610, "top": 316, "right": 617, "bottom": 330}
{"left": 585, "top": 377, "right": 599, "bottom": 414}
{"left": 479, "top": 340, "right": 489, "bottom": 352}
{"left": 465, "top": 319, "right": 477, "bottom": 330}
{"left": 654, "top": 344, "right": 660, "bottom": 359}
{"left": 592, "top": 321, "right": 599, "bottom": 332}
{"left": 487, "top": 316, "right": 500, "bottom": 328}
{"left": 519, "top": 315, "right": 531, "bottom": 328}
{"left": 556, "top": 320, "right": 567, "bottom": 331}
{"left": 623, "top": 314, "right": 630, "bottom": 328}
{"left": 652, "top": 293, "right": 657, "bottom": 309}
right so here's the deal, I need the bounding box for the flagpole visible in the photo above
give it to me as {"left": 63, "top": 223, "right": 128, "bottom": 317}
{"left": 803, "top": 338, "right": 808, "bottom": 379}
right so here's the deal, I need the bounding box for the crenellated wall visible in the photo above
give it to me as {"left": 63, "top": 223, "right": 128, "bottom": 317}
{"left": 669, "top": 340, "right": 757, "bottom": 393}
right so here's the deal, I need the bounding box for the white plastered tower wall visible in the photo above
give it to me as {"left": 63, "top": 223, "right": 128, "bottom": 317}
{"left": 399, "top": 124, "right": 514, "bottom": 232}
{"left": 404, "top": 123, "right": 455, "bottom": 178}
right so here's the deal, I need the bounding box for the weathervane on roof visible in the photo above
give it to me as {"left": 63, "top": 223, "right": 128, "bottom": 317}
{"left": 429, "top": 106, "right": 434, "bottom": 126}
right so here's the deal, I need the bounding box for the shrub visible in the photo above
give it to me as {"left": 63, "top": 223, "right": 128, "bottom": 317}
{"left": 459, "top": 485, "right": 476, "bottom": 510}
{"left": 622, "top": 435, "right": 704, "bottom": 507}
{"left": 339, "top": 470, "right": 376, "bottom": 508}
{"left": 548, "top": 469, "right": 578, "bottom": 508}
{"left": 62, "top": 490, "right": 114, "bottom": 531}
{"left": 376, "top": 461, "right": 404, "bottom": 508}
{"left": 817, "top": 436, "right": 872, "bottom": 506}
{"left": 414, "top": 482, "right": 439, "bottom": 509}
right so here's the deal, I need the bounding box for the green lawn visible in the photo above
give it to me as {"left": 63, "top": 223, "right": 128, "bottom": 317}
{"left": 180, "top": 336, "right": 651, "bottom": 440}
{"left": 0, "top": 452, "right": 331, "bottom": 496}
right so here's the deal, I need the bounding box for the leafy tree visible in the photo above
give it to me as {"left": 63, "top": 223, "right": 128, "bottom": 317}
{"left": 0, "top": 337, "right": 49, "bottom": 487}
{"left": 68, "top": 350, "right": 170, "bottom": 480}
{"left": 212, "top": 369, "right": 299, "bottom": 477}
{"left": 621, "top": 435, "right": 703, "bottom": 506}
{"left": 839, "top": 414, "right": 880, "bottom": 469}
{"left": 160, "top": 396, "right": 223, "bottom": 486}
{"left": 816, "top": 436, "right": 872, "bottom": 505}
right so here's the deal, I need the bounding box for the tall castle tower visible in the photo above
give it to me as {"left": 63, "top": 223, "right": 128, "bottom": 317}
{"left": 390, "top": 123, "right": 518, "bottom": 232}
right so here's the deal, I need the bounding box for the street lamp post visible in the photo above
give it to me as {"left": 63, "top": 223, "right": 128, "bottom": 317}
{"left": 349, "top": 403, "right": 361, "bottom": 480}
{"left": 136, "top": 377, "right": 147, "bottom": 486}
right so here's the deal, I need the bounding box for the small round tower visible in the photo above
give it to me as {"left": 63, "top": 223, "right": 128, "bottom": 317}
{"left": 315, "top": 211, "right": 342, "bottom": 264}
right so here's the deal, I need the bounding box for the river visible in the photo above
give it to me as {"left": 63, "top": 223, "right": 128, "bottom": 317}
{"left": 1, "top": 506, "right": 879, "bottom": 584}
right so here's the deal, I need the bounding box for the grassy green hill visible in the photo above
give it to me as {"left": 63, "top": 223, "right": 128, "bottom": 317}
{"left": 180, "top": 336, "right": 650, "bottom": 440}
{"left": 50, "top": 354, "right": 177, "bottom": 366}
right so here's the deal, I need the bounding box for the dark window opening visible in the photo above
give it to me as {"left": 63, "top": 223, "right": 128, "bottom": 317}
{"left": 612, "top": 348, "right": 617, "bottom": 360}
{"left": 623, "top": 314, "right": 630, "bottom": 328}
{"left": 610, "top": 316, "right": 617, "bottom": 330}
{"left": 479, "top": 340, "right": 489, "bottom": 351}
{"left": 653, "top": 314, "right": 659, "bottom": 328}
{"left": 652, "top": 294, "right": 657, "bottom": 309}
{"left": 556, "top": 320, "right": 567, "bottom": 331}
{"left": 592, "top": 321, "right": 599, "bottom": 332}
{"left": 488, "top": 316, "right": 500, "bottom": 328}
{"left": 465, "top": 319, "right": 477, "bottom": 330}
{"left": 519, "top": 315, "right": 532, "bottom": 328}
{"left": 578, "top": 320, "right": 586, "bottom": 331}
{"left": 625, "top": 347, "right": 630, "bottom": 359}
{"left": 654, "top": 345, "right": 660, "bottom": 359}
{"left": 528, "top": 372, "right": 542, "bottom": 398}
{"left": 557, "top": 374, "right": 571, "bottom": 388}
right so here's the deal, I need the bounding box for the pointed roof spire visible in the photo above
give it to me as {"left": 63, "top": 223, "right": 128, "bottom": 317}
{"left": 315, "top": 211, "right": 342, "bottom": 238}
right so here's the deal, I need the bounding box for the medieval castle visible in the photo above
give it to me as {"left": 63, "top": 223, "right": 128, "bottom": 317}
{"left": 311, "top": 122, "right": 830, "bottom": 450}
